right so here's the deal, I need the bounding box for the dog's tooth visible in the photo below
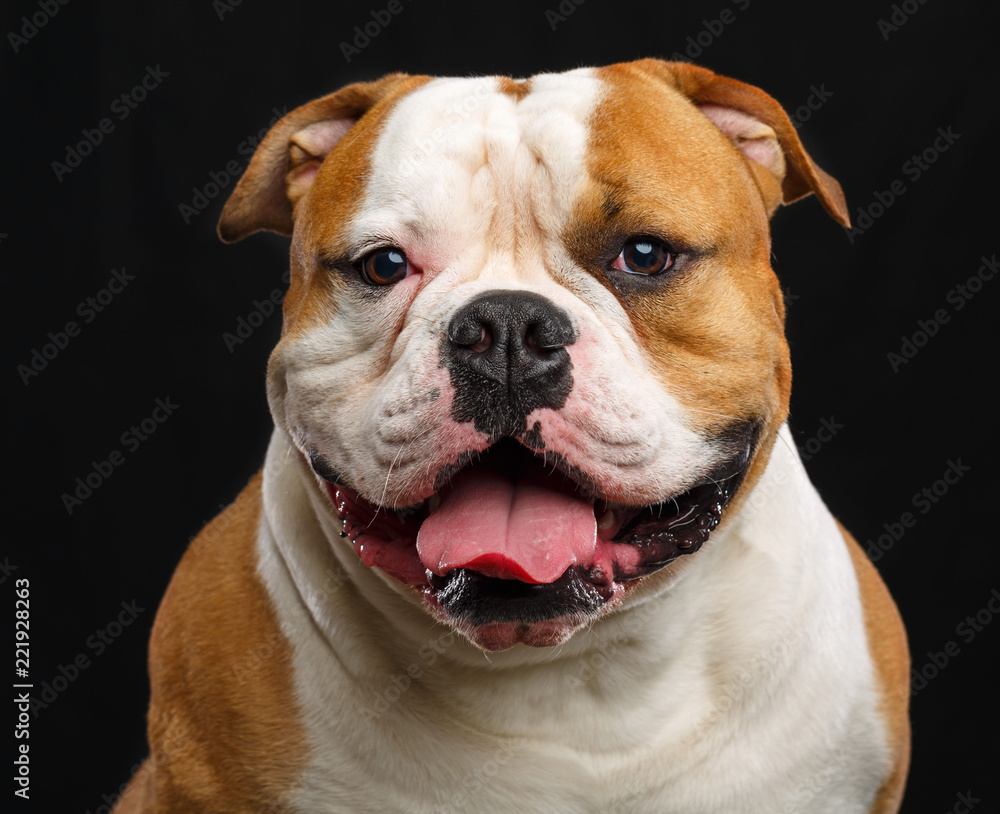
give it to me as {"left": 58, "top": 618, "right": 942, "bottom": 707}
{"left": 597, "top": 506, "right": 616, "bottom": 530}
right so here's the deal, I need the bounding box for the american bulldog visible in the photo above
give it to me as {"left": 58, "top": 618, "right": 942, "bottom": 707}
{"left": 114, "top": 59, "right": 909, "bottom": 813}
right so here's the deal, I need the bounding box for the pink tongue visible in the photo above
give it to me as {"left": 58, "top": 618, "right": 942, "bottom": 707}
{"left": 416, "top": 468, "right": 597, "bottom": 584}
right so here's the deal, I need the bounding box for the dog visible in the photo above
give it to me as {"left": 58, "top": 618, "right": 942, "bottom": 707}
{"left": 114, "top": 59, "right": 910, "bottom": 813}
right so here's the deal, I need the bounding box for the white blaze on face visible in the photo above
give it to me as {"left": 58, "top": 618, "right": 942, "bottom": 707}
{"left": 353, "top": 72, "right": 600, "bottom": 285}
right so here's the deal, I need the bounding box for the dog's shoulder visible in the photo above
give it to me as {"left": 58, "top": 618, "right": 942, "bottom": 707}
{"left": 114, "top": 473, "right": 309, "bottom": 812}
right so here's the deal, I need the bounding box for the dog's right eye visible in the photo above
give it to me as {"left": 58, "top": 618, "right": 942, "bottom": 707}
{"left": 359, "top": 248, "right": 409, "bottom": 285}
{"left": 612, "top": 238, "right": 675, "bottom": 276}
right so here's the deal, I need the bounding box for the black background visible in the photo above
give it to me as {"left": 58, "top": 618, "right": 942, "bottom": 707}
{"left": 5, "top": 0, "right": 998, "bottom": 811}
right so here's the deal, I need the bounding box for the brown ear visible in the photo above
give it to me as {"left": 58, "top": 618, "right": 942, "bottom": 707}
{"left": 634, "top": 60, "right": 850, "bottom": 228}
{"left": 217, "top": 73, "right": 421, "bottom": 243}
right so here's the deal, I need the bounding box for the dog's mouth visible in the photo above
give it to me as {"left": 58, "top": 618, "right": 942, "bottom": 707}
{"left": 319, "top": 435, "right": 753, "bottom": 646}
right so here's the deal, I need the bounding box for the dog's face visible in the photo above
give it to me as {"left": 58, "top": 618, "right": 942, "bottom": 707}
{"left": 219, "top": 60, "right": 847, "bottom": 651}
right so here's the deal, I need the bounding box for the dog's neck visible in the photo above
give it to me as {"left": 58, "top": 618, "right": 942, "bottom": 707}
{"left": 255, "top": 426, "right": 861, "bottom": 747}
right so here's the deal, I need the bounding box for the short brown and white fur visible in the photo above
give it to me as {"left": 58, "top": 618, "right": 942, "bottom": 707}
{"left": 114, "top": 60, "right": 909, "bottom": 813}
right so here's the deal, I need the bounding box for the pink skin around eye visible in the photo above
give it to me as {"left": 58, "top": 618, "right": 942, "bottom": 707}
{"left": 401, "top": 255, "right": 422, "bottom": 282}
{"left": 384, "top": 256, "right": 423, "bottom": 298}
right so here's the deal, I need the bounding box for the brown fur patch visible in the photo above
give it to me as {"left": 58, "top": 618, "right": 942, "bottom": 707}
{"left": 279, "top": 75, "right": 434, "bottom": 342}
{"left": 627, "top": 59, "right": 849, "bottom": 227}
{"left": 113, "top": 474, "right": 308, "bottom": 812}
{"left": 572, "top": 62, "right": 789, "bottom": 455}
{"left": 842, "top": 525, "right": 911, "bottom": 813}
{"left": 496, "top": 74, "right": 532, "bottom": 101}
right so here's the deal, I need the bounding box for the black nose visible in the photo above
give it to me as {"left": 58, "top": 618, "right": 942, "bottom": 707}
{"left": 444, "top": 291, "right": 577, "bottom": 439}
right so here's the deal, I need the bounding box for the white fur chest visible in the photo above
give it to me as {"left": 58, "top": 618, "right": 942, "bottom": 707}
{"left": 256, "top": 427, "right": 890, "bottom": 813}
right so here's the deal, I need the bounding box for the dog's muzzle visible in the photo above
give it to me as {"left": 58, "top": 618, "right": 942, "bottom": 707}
{"left": 310, "top": 289, "right": 759, "bottom": 641}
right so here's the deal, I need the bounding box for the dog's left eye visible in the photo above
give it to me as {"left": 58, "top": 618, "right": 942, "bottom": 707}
{"left": 613, "top": 239, "right": 675, "bottom": 276}
{"left": 359, "top": 248, "right": 409, "bottom": 285}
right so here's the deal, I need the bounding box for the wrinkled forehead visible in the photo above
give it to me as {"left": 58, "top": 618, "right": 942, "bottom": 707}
{"left": 306, "top": 65, "right": 757, "bottom": 261}
{"left": 386, "top": 71, "right": 601, "bottom": 174}
{"left": 349, "top": 70, "right": 602, "bottom": 247}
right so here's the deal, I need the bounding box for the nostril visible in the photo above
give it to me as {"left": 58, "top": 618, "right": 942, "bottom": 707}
{"left": 523, "top": 324, "right": 557, "bottom": 357}
{"left": 523, "top": 320, "right": 573, "bottom": 360}
{"left": 468, "top": 327, "right": 492, "bottom": 354}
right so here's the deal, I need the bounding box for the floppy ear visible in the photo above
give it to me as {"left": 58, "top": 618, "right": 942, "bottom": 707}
{"left": 217, "top": 73, "right": 420, "bottom": 243}
{"left": 634, "top": 60, "right": 850, "bottom": 228}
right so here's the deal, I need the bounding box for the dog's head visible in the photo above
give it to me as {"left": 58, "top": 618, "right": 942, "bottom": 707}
{"left": 219, "top": 60, "right": 848, "bottom": 651}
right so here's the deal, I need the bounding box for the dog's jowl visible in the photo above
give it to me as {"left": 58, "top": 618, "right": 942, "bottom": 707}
{"left": 114, "top": 60, "right": 910, "bottom": 813}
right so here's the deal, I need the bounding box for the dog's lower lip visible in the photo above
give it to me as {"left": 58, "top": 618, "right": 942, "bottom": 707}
{"left": 426, "top": 566, "right": 611, "bottom": 625}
